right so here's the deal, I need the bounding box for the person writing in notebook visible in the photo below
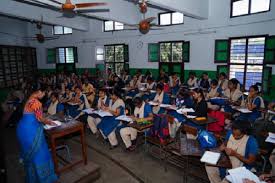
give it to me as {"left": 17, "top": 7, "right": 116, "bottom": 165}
{"left": 205, "top": 120, "right": 258, "bottom": 183}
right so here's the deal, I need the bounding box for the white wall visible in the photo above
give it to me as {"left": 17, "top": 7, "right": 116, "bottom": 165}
{"left": 0, "top": 16, "right": 29, "bottom": 46}
{"left": 27, "top": 0, "right": 275, "bottom": 72}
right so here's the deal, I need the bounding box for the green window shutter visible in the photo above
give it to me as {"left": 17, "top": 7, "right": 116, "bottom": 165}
{"left": 124, "top": 45, "right": 129, "bottom": 63}
{"left": 264, "top": 36, "right": 275, "bottom": 64}
{"left": 148, "top": 43, "right": 159, "bottom": 62}
{"left": 183, "top": 41, "right": 190, "bottom": 62}
{"left": 160, "top": 64, "right": 169, "bottom": 73}
{"left": 47, "top": 48, "right": 56, "bottom": 64}
{"left": 215, "top": 40, "right": 229, "bottom": 63}
{"left": 262, "top": 66, "right": 272, "bottom": 94}
{"left": 172, "top": 64, "right": 181, "bottom": 74}
{"left": 217, "top": 65, "right": 229, "bottom": 78}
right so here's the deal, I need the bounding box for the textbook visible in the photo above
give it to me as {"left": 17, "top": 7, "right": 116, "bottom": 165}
{"left": 265, "top": 132, "right": 275, "bottom": 144}
{"left": 82, "top": 108, "right": 95, "bottom": 114}
{"left": 44, "top": 120, "right": 62, "bottom": 130}
{"left": 226, "top": 167, "right": 262, "bottom": 183}
{"left": 200, "top": 151, "right": 221, "bottom": 165}
{"left": 92, "top": 110, "right": 113, "bottom": 117}
{"left": 115, "top": 115, "right": 133, "bottom": 123}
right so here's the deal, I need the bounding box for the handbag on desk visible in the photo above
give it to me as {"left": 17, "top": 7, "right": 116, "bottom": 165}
{"left": 197, "top": 130, "right": 217, "bottom": 149}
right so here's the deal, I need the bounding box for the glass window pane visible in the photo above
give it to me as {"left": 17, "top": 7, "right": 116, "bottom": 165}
{"left": 172, "top": 42, "right": 183, "bottom": 62}
{"left": 105, "top": 46, "right": 114, "bottom": 62}
{"left": 104, "top": 21, "right": 114, "bottom": 31}
{"left": 64, "top": 27, "right": 72, "bottom": 34}
{"left": 97, "top": 55, "right": 104, "bottom": 61}
{"left": 160, "top": 43, "right": 171, "bottom": 62}
{"left": 115, "top": 45, "right": 124, "bottom": 62}
{"left": 96, "top": 47, "right": 104, "bottom": 54}
{"left": 172, "top": 12, "right": 183, "bottom": 24}
{"left": 160, "top": 13, "right": 171, "bottom": 25}
{"left": 230, "top": 39, "right": 247, "bottom": 64}
{"left": 114, "top": 22, "right": 124, "bottom": 30}
{"left": 115, "top": 63, "right": 124, "bottom": 75}
{"left": 251, "top": 0, "right": 270, "bottom": 13}
{"left": 229, "top": 65, "right": 245, "bottom": 85}
{"left": 57, "top": 48, "right": 65, "bottom": 63}
{"left": 66, "top": 48, "right": 74, "bottom": 63}
{"left": 54, "top": 26, "right": 63, "bottom": 35}
{"left": 245, "top": 65, "right": 263, "bottom": 90}
{"left": 247, "top": 37, "right": 265, "bottom": 64}
{"left": 105, "top": 63, "right": 114, "bottom": 73}
{"left": 232, "top": 0, "right": 249, "bottom": 16}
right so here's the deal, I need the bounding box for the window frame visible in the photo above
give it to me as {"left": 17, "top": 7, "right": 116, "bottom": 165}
{"left": 228, "top": 35, "right": 267, "bottom": 91}
{"left": 96, "top": 47, "right": 105, "bottom": 62}
{"left": 103, "top": 20, "right": 124, "bottom": 32}
{"left": 104, "top": 44, "right": 128, "bottom": 73}
{"left": 230, "top": 0, "right": 271, "bottom": 18}
{"left": 52, "top": 26, "right": 73, "bottom": 35}
{"left": 159, "top": 40, "right": 184, "bottom": 63}
{"left": 56, "top": 46, "right": 78, "bottom": 64}
{"left": 158, "top": 12, "right": 184, "bottom": 26}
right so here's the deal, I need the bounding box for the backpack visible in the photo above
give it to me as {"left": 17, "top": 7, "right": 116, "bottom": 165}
{"left": 197, "top": 130, "right": 217, "bottom": 149}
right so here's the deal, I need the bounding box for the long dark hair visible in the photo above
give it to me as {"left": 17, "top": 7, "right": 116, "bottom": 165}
{"left": 193, "top": 88, "right": 205, "bottom": 100}
{"left": 232, "top": 120, "right": 252, "bottom": 135}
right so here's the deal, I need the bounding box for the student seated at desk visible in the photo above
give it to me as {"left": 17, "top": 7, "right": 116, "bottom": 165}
{"left": 218, "top": 72, "right": 229, "bottom": 91}
{"left": 151, "top": 83, "right": 170, "bottom": 114}
{"left": 205, "top": 120, "right": 258, "bottom": 183}
{"left": 268, "top": 101, "right": 275, "bottom": 121}
{"left": 97, "top": 89, "right": 125, "bottom": 149}
{"left": 187, "top": 71, "right": 198, "bottom": 88}
{"left": 126, "top": 75, "right": 141, "bottom": 99}
{"left": 169, "top": 72, "right": 181, "bottom": 96}
{"left": 46, "top": 92, "right": 64, "bottom": 116}
{"left": 159, "top": 77, "right": 170, "bottom": 93}
{"left": 238, "top": 85, "right": 265, "bottom": 123}
{"left": 60, "top": 87, "right": 73, "bottom": 104}
{"left": 223, "top": 79, "right": 243, "bottom": 113}
{"left": 120, "top": 69, "right": 131, "bottom": 84}
{"left": 184, "top": 88, "right": 208, "bottom": 129}
{"left": 168, "top": 89, "right": 194, "bottom": 137}
{"left": 120, "top": 97, "right": 153, "bottom": 151}
{"left": 141, "top": 77, "right": 156, "bottom": 101}
{"left": 199, "top": 72, "right": 211, "bottom": 90}
{"left": 82, "top": 79, "right": 95, "bottom": 106}
{"left": 144, "top": 70, "right": 152, "bottom": 83}
{"left": 206, "top": 79, "right": 223, "bottom": 110}
{"left": 67, "top": 87, "right": 90, "bottom": 118}
{"left": 87, "top": 89, "right": 110, "bottom": 135}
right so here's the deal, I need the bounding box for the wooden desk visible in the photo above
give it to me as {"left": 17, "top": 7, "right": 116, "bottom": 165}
{"left": 45, "top": 120, "right": 87, "bottom": 174}
{"left": 128, "top": 122, "right": 153, "bottom": 132}
{"left": 190, "top": 116, "right": 217, "bottom": 126}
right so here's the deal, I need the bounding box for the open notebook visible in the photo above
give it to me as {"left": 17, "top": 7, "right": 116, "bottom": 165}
{"left": 200, "top": 151, "right": 221, "bottom": 165}
{"left": 92, "top": 110, "right": 113, "bottom": 117}
{"left": 115, "top": 115, "right": 133, "bottom": 123}
{"left": 226, "top": 167, "right": 262, "bottom": 183}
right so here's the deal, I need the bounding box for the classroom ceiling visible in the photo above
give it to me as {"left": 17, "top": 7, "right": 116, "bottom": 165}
{"left": 0, "top": 0, "right": 209, "bottom": 31}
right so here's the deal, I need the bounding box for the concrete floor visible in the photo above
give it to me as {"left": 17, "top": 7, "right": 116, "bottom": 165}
{"left": 4, "top": 127, "right": 207, "bottom": 183}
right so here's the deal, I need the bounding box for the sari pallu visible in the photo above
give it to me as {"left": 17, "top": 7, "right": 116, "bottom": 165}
{"left": 17, "top": 113, "right": 57, "bottom": 183}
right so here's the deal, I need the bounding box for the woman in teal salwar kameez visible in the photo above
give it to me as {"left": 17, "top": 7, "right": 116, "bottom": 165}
{"left": 16, "top": 88, "right": 58, "bottom": 183}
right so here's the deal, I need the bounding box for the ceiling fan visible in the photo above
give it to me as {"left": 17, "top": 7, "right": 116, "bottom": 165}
{"left": 24, "top": 16, "right": 59, "bottom": 43}
{"left": 15, "top": 0, "right": 109, "bottom": 17}
{"left": 125, "top": 0, "right": 162, "bottom": 34}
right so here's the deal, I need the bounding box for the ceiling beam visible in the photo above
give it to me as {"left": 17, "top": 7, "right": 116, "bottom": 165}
{"left": 149, "top": 0, "right": 209, "bottom": 20}
{"left": 0, "top": 0, "right": 90, "bottom": 31}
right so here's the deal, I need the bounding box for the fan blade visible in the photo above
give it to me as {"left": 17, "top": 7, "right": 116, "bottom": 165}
{"left": 123, "top": 28, "right": 139, "bottom": 31}
{"left": 44, "top": 37, "right": 59, "bottom": 40}
{"left": 123, "top": 0, "right": 140, "bottom": 4}
{"left": 150, "top": 27, "right": 163, "bottom": 30}
{"left": 75, "top": 2, "right": 106, "bottom": 8}
{"left": 47, "top": 0, "right": 63, "bottom": 5}
{"left": 150, "top": 23, "right": 163, "bottom": 27}
{"left": 144, "top": 17, "right": 156, "bottom": 23}
{"left": 76, "top": 9, "right": 110, "bottom": 13}
{"left": 28, "top": 0, "right": 54, "bottom": 7}
{"left": 124, "top": 24, "right": 139, "bottom": 27}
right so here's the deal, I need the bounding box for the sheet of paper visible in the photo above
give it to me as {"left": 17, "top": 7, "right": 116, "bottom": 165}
{"left": 82, "top": 108, "right": 95, "bottom": 114}
{"left": 176, "top": 108, "right": 195, "bottom": 114}
{"left": 265, "top": 133, "right": 275, "bottom": 144}
{"left": 200, "top": 151, "right": 221, "bottom": 165}
{"left": 115, "top": 115, "right": 133, "bottom": 122}
{"left": 186, "top": 115, "right": 197, "bottom": 119}
{"left": 210, "top": 97, "right": 228, "bottom": 100}
{"left": 159, "top": 104, "right": 172, "bottom": 108}
{"left": 168, "top": 106, "right": 178, "bottom": 110}
{"left": 237, "top": 108, "right": 252, "bottom": 113}
{"left": 227, "top": 167, "right": 261, "bottom": 183}
{"left": 44, "top": 120, "right": 62, "bottom": 130}
{"left": 189, "top": 87, "right": 198, "bottom": 90}
{"left": 92, "top": 110, "right": 113, "bottom": 117}
{"left": 67, "top": 102, "right": 80, "bottom": 106}
{"left": 150, "top": 90, "right": 156, "bottom": 93}
{"left": 268, "top": 110, "right": 275, "bottom": 115}
{"left": 148, "top": 101, "right": 159, "bottom": 106}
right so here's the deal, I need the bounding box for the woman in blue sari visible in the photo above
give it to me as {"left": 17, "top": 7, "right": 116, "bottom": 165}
{"left": 17, "top": 88, "right": 58, "bottom": 183}
{"left": 97, "top": 89, "right": 125, "bottom": 149}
